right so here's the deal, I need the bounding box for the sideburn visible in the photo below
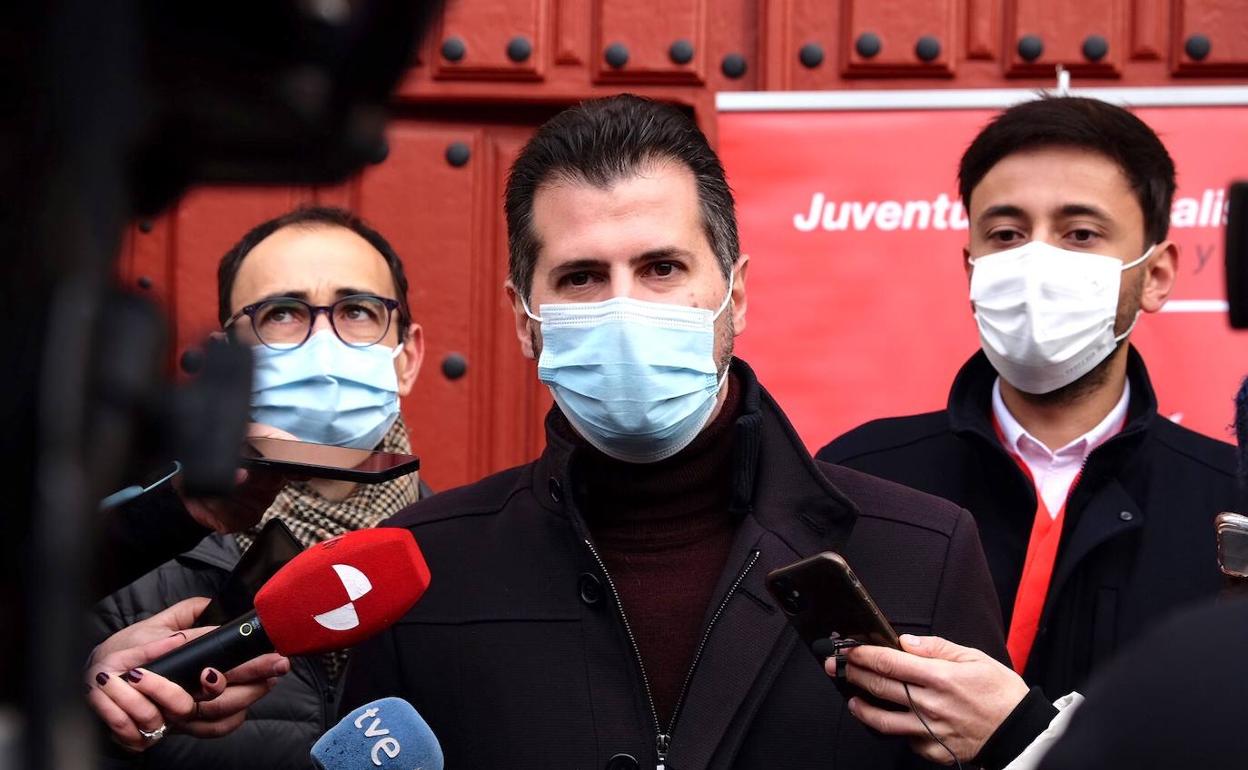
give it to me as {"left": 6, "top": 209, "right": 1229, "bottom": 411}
{"left": 1020, "top": 269, "right": 1145, "bottom": 409}
{"left": 715, "top": 307, "right": 736, "bottom": 378}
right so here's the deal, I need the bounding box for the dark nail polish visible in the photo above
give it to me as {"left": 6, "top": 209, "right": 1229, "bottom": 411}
{"left": 205, "top": 669, "right": 219, "bottom": 684}
{"left": 121, "top": 669, "right": 143, "bottom": 684}
{"left": 95, "top": 672, "right": 109, "bottom": 686}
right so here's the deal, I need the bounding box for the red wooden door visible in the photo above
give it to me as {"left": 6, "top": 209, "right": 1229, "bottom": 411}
{"left": 343, "top": 116, "right": 554, "bottom": 490}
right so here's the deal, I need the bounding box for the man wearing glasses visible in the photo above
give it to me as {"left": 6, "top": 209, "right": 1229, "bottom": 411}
{"left": 88, "top": 206, "right": 429, "bottom": 767}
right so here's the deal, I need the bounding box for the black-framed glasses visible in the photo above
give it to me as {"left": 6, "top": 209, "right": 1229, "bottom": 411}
{"left": 224, "top": 294, "right": 401, "bottom": 350}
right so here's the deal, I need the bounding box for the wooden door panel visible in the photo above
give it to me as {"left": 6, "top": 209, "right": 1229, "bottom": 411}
{"left": 350, "top": 124, "right": 484, "bottom": 490}
{"left": 1005, "top": 0, "right": 1125, "bottom": 77}
{"left": 966, "top": 0, "right": 1001, "bottom": 61}
{"left": 705, "top": 0, "right": 760, "bottom": 91}
{"left": 433, "top": 0, "right": 545, "bottom": 80}
{"left": 761, "top": 0, "right": 836, "bottom": 91}
{"left": 1173, "top": 0, "right": 1248, "bottom": 75}
{"left": 841, "top": 0, "right": 958, "bottom": 77}
{"left": 347, "top": 118, "right": 549, "bottom": 491}
{"left": 553, "top": 0, "right": 591, "bottom": 66}
{"left": 1130, "top": 0, "right": 1169, "bottom": 60}
{"left": 120, "top": 219, "right": 174, "bottom": 311}
{"left": 594, "top": 0, "right": 706, "bottom": 84}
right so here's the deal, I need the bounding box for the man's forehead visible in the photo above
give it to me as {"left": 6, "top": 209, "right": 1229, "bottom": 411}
{"left": 535, "top": 161, "right": 697, "bottom": 218}
{"left": 970, "top": 146, "right": 1136, "bottom": 214}
{"left": 232, "top": 224, "right": 393, "bottom": 306}
{"left": 529, "top": 161, "right": 706, "bottom": 261}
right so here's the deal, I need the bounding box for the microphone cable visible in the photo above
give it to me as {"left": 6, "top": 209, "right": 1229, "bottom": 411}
{"left": 834, "top": 639, "right": 962, "bottom": 769}
{"left": 904, "top": 681, "right": 962, "bottom": 770}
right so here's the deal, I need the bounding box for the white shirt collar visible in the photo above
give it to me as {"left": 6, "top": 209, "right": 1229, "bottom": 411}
{"left": 991, "top": 377, "right": 1131, "bottom": 462}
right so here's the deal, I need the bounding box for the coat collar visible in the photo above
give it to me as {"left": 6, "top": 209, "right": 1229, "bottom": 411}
{"left": 946, "top": 346, "right": 1158, "bottom": 465}
{"left": 177, "top": 532, "right": 242, "bottom": 572}
{"left": 532, "top": 357, "right": 859, "bottom": 545}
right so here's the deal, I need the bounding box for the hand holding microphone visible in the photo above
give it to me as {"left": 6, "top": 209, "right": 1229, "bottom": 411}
{"left": 86, "top": 597, "right": 290, "bottom": 752}
{"left": 312, "top": 698, "right": 444, "bottom": 769}
{"left": 144, "top": 527, "right": 431, "bottom": 690}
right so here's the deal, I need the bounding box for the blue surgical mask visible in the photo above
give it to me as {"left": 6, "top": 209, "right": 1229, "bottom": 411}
{"left": 523, "top": 277, "right": 733, "bottom": 464}
{"left": 251, "top": 330, "right": 402, "bottom": 449}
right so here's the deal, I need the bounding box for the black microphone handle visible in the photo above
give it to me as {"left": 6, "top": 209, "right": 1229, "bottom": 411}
{"left": 145, "top": 611, "right": 273, "bottom": 691}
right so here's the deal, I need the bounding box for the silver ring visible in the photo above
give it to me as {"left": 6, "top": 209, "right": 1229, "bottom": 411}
{"left": 138, "top": 724, "right": 168, "bottom": 743}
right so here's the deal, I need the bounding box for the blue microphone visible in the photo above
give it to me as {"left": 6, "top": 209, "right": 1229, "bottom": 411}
{"left": 311, "top": 697, "right": 443, "bottom": 769}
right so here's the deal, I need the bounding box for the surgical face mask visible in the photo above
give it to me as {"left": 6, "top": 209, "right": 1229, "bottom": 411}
{"left": 251, "top": 330, "right": 402, "bottom": 449}
{"left": 523, "top": 277, "right": 734, "bottom": 464}
{"left": 969, "top": 240, "right": 1153, "bottom": 395}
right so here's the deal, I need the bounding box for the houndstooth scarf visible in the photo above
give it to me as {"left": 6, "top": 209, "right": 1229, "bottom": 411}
{"left": 234, "top": 418, "right": 421, "bottom": 681}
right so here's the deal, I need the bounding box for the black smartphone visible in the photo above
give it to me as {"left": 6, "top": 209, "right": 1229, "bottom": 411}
{"left": 198, "top": 518, "right": 304, "bottom": 625}
{"left": 241, "top": 436, "right": 420, "bottom": 483}
{"left": 766, "top": 551, "right": 901, "bottom": 661}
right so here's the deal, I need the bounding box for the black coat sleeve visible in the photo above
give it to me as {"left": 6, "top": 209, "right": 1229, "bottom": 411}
{"left": 974, "top": 687, "right": 1059, "bottom": 770}
{"left": 1037, "top": 598, "right": 1248, "bottom": 770}
{"left": 95, "top": 483, "right": 210, "bottom": 600}
{"left": 930, "top": 508, "right": 1009, "bottom": 664}
{"left": 890, "top": 510, "right": 1016, "bottom": 770}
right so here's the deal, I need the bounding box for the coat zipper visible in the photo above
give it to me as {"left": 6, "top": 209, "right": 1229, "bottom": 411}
{"left": 584, "top": 538, "right": 761, "bottom": 770}
{"left": 663, "top": 549, "right": 762, "bottom": 757}
{"left": 303, "top": 654, "right": 336, "bottom": 737}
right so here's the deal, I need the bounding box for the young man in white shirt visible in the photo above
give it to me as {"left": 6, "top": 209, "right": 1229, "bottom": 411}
{"left": 818, "top": 95, "right": 1239, "bottom": 767}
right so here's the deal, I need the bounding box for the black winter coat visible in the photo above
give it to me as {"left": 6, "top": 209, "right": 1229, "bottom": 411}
{"left": 1038, "top": 598, "right": 1248, "bottom": 770}
{"left": 818, "top": 348, "right": 1238, "bottom": 698}
{"left": 342, "top": 359, "right": 1008, "bottom": 769}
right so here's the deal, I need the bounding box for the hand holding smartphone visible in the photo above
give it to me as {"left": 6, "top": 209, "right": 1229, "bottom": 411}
{"left": 766, "top": 551, "right": 900, "bottom": 659}
{"left": 768, "top": 552, "right": 967, "bottom": 766}
{"left": 766, "top": 551, "right": 905, "bottom": 709}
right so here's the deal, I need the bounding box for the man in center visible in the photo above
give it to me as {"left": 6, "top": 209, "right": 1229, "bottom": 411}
{"left": 343, "top": 95, "right": 1006, "bottom": 768}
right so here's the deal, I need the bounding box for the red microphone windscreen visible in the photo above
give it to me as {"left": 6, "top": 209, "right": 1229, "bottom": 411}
{"left": 254, "top": 527, "right": 430, "bottom": 655}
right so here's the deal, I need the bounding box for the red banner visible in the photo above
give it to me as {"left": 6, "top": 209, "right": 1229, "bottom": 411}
{"left": 719, "top": 96, "right": 1248, "bottom": 451}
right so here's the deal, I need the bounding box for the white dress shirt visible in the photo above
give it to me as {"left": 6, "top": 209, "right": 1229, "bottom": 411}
{"left": 991, "top": 378, "right": 1131, "bottom": 517}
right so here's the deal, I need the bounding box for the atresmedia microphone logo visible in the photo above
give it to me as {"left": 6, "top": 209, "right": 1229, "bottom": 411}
{"left": 313, "top": 563, "right": 373, "bottom": 631}
{"left": 256, "top": 528, "right": 430, "bottom": 656}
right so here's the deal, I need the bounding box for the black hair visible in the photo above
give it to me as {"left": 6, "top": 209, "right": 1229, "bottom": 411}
{"left": 958, "top": 96, "right": 1176, "bottom": 245}
{"left": 216, "top": 206, "right": 412, "bottom": 339}
{"left": 504, "top": 94, "right": 738, "bottom": 300}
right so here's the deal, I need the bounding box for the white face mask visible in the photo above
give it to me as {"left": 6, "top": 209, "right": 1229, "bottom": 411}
{"left": 968, "top": 240, "right": 1153, "bottom": 395}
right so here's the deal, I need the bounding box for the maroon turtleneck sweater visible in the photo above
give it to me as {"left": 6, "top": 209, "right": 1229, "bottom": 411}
{"left": 555, "top": 373, "right": 742, "bottom": 727}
